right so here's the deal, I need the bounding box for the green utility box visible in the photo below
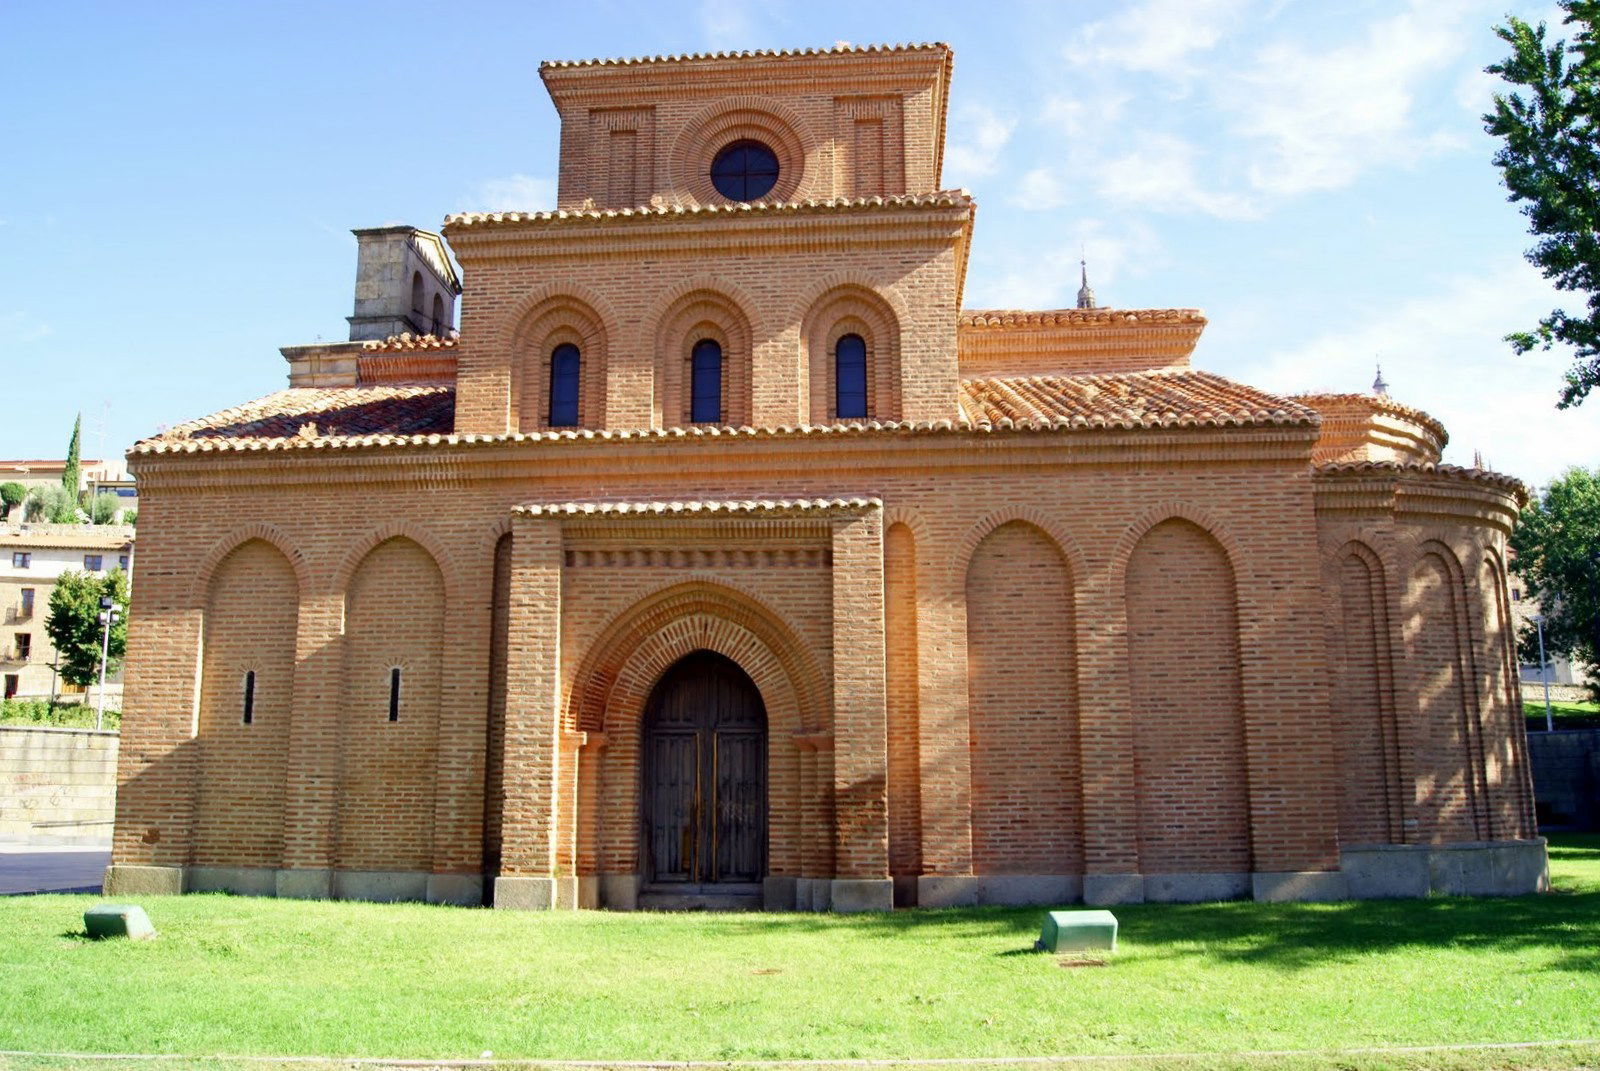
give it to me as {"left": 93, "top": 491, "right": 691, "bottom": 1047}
{"left": 84, "top": 904, "right": 157, "bottom": 940}
{"left": 1039, "top": 909, "right": 1117, "bottom": 953}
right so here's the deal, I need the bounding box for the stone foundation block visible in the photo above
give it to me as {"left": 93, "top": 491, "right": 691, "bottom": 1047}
{"left": 554, "top": 875, "right": 578, "bottom": 909}
{"left": 1083, "top": 873, "right": 1145, "bottom": 906}
{"left": 830, "top": 878, "right": 893, "bottom": 913}
{"left": 425, "top": 873, "right": 483, "bottom": 906}
{"left": 1341, "top": 846, "right": 1430, "bottom": 899}
{"left": 762, "top": 874, "right": 797, "bottom": 911}
{"left": 795, "top": 876, "right": 831, "bottom": 911}
{"left": 102, "top": 864, "right": 182, "bottom": 897}
{"left": 916, "top": 875, "right": 981, "bottom": 908}
{"left": 1144, "top": 872, "right": 1250, "bottom": 903}
{"left": 599, "top": 872, "right": 639, "bottom": 911}
{"left": 495, "top": 875, "right": 558, "bottom": 910}
{"left": 334, "top": 870, "right": 427, "bottom": 903}
{"left": 187, "top": 867, "right": 276, "bottom": 897}
{"left": 577, "top": 875, "right": 600, "bottom": 909}
{"left": 275, "top": 868, "right": 332, "bottom": 901}
{"left": 1252, "top": 870, "right": 1348, "bottom": 902}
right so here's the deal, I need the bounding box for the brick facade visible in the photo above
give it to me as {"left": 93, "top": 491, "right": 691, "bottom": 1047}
{"left": 105, "top": 43, "right": 1545, "bottom": 910}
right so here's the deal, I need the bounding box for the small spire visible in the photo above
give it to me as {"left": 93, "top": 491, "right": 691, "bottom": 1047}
{"left": 1076, "top": 252, "right": 1097, "bottom": 310}
{"left": 1372, "top": 362, "right": 1388, "bottom": 396}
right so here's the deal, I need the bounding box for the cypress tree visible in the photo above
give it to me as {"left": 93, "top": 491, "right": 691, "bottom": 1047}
{"left": 61, "top": 413, "right": 81, "bottom": 499}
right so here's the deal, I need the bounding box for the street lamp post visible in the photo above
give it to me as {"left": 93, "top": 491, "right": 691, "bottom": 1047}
{"left": 95, "top": 595, "right": 119, "bottom": 731}
{"left": 1534, "top": 612, "right": 1553, "bottom": 732}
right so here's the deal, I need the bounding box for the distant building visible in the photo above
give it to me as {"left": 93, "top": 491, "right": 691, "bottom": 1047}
{"left": 0, "top": 523, "right": 134, "bottom": 702}
{"left": 1510, "top": 579, "right": 1595, "bottom": 701}
{"left": 0, "top": 458, "right": 138, "bottom": 520}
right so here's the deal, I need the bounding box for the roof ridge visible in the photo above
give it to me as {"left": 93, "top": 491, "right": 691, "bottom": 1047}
{"left": 444, "top": 191, "right": 972, "bottom": 229}
{"left": 516, "top": 496, "right": 882, "bottom": 516}
{"left": 540, "top": 42, "right": 949, "bottom": 70}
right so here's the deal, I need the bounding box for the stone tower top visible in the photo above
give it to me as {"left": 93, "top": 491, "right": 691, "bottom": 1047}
{"left": 539, "top": 43, "right": 954, "bottom": 211}
{"left": 346, "top": 226, "right": 463, "bottom": 342}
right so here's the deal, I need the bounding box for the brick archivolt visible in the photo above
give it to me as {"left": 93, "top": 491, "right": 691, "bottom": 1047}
{"left": 564, "top": 577, "right": 828, "bottom": 736}
{"left": 651, "top": 285, "right": 756, "bottom": 426}
{"left": 799, "top": 282, "right": 902, "bottom": 423}
{"left": 192, "top": 522, "right": 312, "bottom": 603}
{"left": 668, "top": 96, "right": 814, "bottom": 207}
{"left": 507, "top": 291, "right": 612, "bottom": 431}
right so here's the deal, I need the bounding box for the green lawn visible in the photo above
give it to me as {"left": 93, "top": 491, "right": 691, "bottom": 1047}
{"left": 2, "top": 839, "right": 1598, "bottom": 1069}
{"left": 1525, "top": 699, "right": 1600, "bottom": 731}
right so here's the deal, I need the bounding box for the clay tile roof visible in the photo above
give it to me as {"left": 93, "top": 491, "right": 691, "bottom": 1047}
{"left": 444, "top": 191, "right": 973, "bottom": 229}
{"left": 1313, "top": 459, "right": 1527, "bottom": 496}
{"left": 540, "top": 42, "right": 948, "bottom": 70}
{"left": 516, "top": 497, "right": 881, "bottom": 516}
{"left": 360, "top": 332, "right": 458, "bottom": 352}
{"left": 1292, "top": 391, "right": 1449, "bottom": 445}
{"left": 958, "top": 371, "right": 1318, "bottom": 429}
{"left": 959, "top": 308, "right": 1207, "bottom": 329}
{"left": 153, "top": 384, "right": 455, "bottom": 443}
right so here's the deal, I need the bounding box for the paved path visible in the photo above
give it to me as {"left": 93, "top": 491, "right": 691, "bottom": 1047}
{"left": 0, "top": 845, "right": 109, "bottom": 895}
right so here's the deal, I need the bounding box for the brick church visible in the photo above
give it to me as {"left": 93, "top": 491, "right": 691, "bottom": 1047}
{"left": 107, "top": 43, "right": 1547, "bottom": 911}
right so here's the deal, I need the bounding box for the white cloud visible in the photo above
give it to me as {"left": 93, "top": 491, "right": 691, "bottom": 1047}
{"left": 1226, "top": 2, "right": 1474, "bottom": 197}
{"left": 944, "top": 104, "right": 1017, "bottom": 182}
{"left": 0, "top": 311, "right": 51, "bottom": 344}
{"left": 1093, "top": 134, "right": 1260, "bottom": 220}
{"left": 1064, "top": 0, "right": 1249, "bottom": 78}
{"left": 1237, "top": 262, "right": 1599, "bottom": 485}
{"left": 698, "top": 0, "right": 756, "bottom": 48}
{"left": 467, "top": 175, "right": 556, "bottom": 213}
{"left": 965, "top": 220, "right": 1164, "bottom": 309}
{"left": 1013, "top": 167, "right": 1070, "bottom": 210}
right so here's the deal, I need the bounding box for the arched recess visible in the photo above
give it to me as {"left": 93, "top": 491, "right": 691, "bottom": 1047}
{"left": 799, "top": 283, "right": 902, "bottom": 423}
{"left": 337, "top": 537, "right": 445, "bottom": 874}
{"left": 1481, "top": 546, "right": 1535, "bottom": 837}
{"left": 1328, "top": 541, "right": 1403, "bottom": 845}
{"left": 507, "top": 291, "right": 610, "bottom": 431}
{"left": 191, "top": 522, "right": 310, "bottom": 604}
{"left": 964, "top": 520, "right": 1083, "bottom": 876}
{"left": 1126, "top": 518, "right": 1250, "bottom": 875}
{"left": 565, "top": 580, "right": 827, "bottom": 882}
{"left": 651, "top": 287, "right": 754, "bottom": 427}
{"left": 193, "top": 539, "right": 298, "bottom": 869}
{"left": 668, "top": 95, "right": 813, "bottom": 206}
{"left": 884, "top": 522, "right": 922, "bottom": 881}
{"left": 1403, "top": 542, "right": 1489, "bottom": 843}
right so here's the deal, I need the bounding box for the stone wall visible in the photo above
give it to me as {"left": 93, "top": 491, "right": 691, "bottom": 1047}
{"left": 0, "top": 726, "right": 118, "bottom": 845}
{"left": 1528, "top": 730, "right": 1600, "bottom": 831}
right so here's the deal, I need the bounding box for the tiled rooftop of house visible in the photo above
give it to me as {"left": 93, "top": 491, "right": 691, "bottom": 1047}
{"left": 958, "top": 370, "right": 1317, "bottom": 428}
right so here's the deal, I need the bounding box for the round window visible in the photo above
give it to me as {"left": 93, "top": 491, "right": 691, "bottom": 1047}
{"left": 710, "top": 140, "right": 780, "bottom": 201}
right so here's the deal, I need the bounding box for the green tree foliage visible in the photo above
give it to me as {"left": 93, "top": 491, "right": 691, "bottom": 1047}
{"left": 1511, "top": 466, "right": 1600, "bottom": 699}
{"left": 1485, "top": 2, "right": 1600, "bottom": 407}
{"left": 43, "top": 569, "right": 129, "bottom": 687}
{"left": 23, "top": 484, "right": 78, "bottom": 524}
{"left": 0, "top": 482, "right": 25, "bottom": 519}
{"left": 86, "top": 492, "right": 121, "bottom": 525}
{"left": 61, "top": 414, "right": 81, "bottom": 497}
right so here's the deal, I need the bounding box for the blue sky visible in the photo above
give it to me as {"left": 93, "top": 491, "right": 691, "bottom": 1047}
{"left": 2, "top": 0, "right": 1596, "bottom": 484}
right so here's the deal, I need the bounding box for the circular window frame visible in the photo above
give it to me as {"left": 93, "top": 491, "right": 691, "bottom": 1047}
{"left": 670, "top": 97, "right": 809, "bottom": 206}
{"left": 710, "top": 139, "right": 781, "bottom": 202}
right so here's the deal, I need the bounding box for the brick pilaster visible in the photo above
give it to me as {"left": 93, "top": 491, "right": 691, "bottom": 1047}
{"left": 830, "top": 508, "right": 888, "bottom": 879}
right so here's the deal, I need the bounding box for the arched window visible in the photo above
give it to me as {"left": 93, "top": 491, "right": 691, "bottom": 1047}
{"left": 548, "top": 343, "right": 581, "bottom": 427}
{"left": 835, "top": 333, "right": 868, "bottom": 419}
{"left": 431, "top": 293, "right": 445, "bottom": 334}
{"left": 690, "top": 339, "right": 723, "bottom": 423}
{"left": 410, "top": 272, "right": 424, "bottom": 314}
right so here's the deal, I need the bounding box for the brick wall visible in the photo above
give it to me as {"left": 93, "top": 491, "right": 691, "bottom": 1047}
{"left": 1, "top": 726, "right": 117, "bottom": 845}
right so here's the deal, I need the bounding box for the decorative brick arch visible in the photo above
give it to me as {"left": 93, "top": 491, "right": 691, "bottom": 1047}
{"left": 192, "top": 523, "right": 310, "bottom": 601}
{"left": 797, "top": 280, "right": 905, "bottom": 424}
{"left": 668, "top": 95, "right": 815, "bottom": 206}
{"left": 1107, "top": 503, "right": 1247, "bottom": 594}
{"left": 331, "top": 522, "right": 461, "bottom": 609}
{"left": 649, "top": 281, "right": 758, "bottom": 427}
{"left": 565, "top": 577, "right": 827, "bottom": 735}
{"left": 952, "top": 507, "right": 1088, "bottom": 592}
{"left": 502, "top": 286, "right": 614, "bottom": 432}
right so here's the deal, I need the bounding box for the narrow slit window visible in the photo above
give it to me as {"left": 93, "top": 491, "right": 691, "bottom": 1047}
{"left": 690, "top": 338, "right": 723, "bottom": 423}
{"left": 388, "top": 667, "right": 401, "bottom": 722}
{"left": 549, "top": 343, "right": 581, "bottom": 427}
{"left": 835, "top": 333, "right": 868, "bottom": 419}
{"left": 242, "top": 670, "right": 256, "bottom": 724}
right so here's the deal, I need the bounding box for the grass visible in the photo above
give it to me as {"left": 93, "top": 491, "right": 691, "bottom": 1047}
{"left": 1525, "top": 699, "right": 1600, "bottom": 731}
{"left": 0, "top": 838, "right": 1598, "bottom": 1070}
{"left": 0, "top": 698, "right": 119, "bottom": 730}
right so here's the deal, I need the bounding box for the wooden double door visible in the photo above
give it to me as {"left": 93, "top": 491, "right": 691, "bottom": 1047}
{"left": 642, "top": 651, "right": 767, "bottom": 886}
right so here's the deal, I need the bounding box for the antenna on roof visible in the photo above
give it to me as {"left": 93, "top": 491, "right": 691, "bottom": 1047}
{"left": 1076, "top": 246, "right": 1097, "bottom": 310}
{"left": 1372, "top": 361, "right": 1389, "bottom": 396}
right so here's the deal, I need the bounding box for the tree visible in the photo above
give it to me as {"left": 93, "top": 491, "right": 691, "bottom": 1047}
{"left": 61, "top": 413, "right": 81, "bottom": 498}
{"left": 23, "top": 484, "right": 78, "bottom": 524}
{"left": 86, "top": 492, "right": 120, "bottom": 525}
{"left": 1511, "top": 466, "right": 1600, "bottom": 700}
{"left": 0, "top": 481, "right": 24, "bottom": 520}
{"left": 1485, "top": 2, "right": 1600, "bottom": 407}
{"left": 44, "top": 568, "right": 129, "bottom": 688}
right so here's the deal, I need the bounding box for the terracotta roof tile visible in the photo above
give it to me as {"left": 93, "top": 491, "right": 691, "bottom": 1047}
{"left": 960, "top": 308, "right": 1206, "bottom": 329}
{"left": 360, "top": 333, "right": 458, "bottom": 352}
{"left": 517, "top": 497, "right": 880, "bottom": 517}
{"left": 958, "top": 371, "right": 1317, "bottom": 429}
{"left": 540, "top": 42, "right": 948, "bottom": 70}
{"left": 1314, "top": 459, "right": 1526, "bottom": 496}
{"left": 157, "top": 385, "right": 455, "bottom": 442}
{"left": 444, "top": 191, "right": 973, "bottom": 230}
